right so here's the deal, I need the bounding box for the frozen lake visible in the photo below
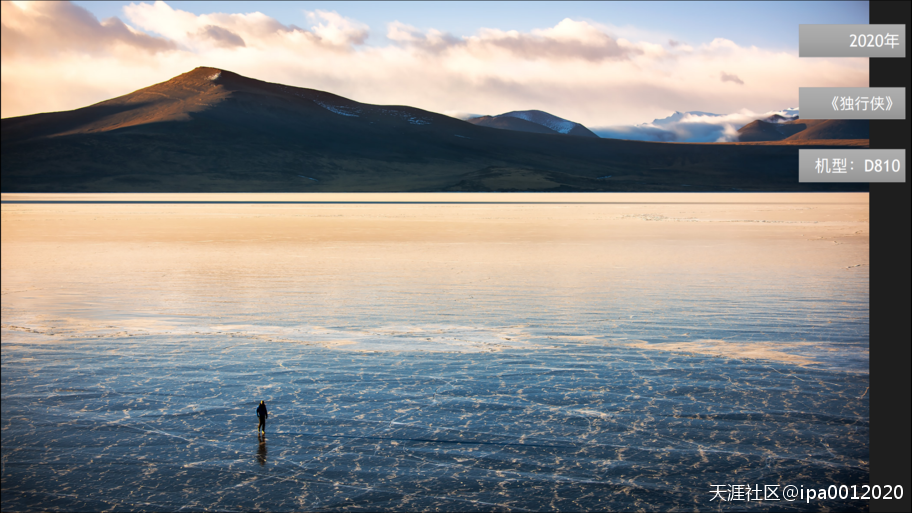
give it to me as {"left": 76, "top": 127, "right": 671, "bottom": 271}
{"left": 2, "top": 193, "right": 870, "bottom": 511}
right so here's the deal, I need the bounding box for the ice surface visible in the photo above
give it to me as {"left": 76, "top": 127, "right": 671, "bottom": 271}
{"left": 1, "top": 330, "right": 869, "bottom": 511}
{"left": 1, "top": 193, "right": 870, "bottom": 511}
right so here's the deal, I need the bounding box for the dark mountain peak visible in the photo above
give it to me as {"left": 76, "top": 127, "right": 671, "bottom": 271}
{"left": 502, "top": 109, "right": 549, "bottom": 117}
{"left": 465, "top": 115, "right": 559, "bottom": 135}
{"left": 168, "top": 65, "right": 225, "bottom": 83}
{"left": 481, "top": 110, "right": 598, "bottom": 138}
{"left": 2, "top": 67, "right": 454, "bottom": 143}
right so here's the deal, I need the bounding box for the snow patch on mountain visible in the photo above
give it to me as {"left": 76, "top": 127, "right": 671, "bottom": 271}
{"left": 775, "top": 107, "right": 800, "bottom": 118}
{"left": 379, "top": 108, "right": 432, "bottom": 125}
{"left": 313, "top": 100, "right": 361, "bottom": 117}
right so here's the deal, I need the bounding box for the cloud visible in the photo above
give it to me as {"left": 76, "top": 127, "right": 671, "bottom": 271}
{"left": 592, "top": 108, "right": 800, "bottom": 142}
{"left": 387, "top": 22, "right": 462, "bottom": 54}
{"left": 194, "top": 25, "right": 245, "bottom": 48}
{"left": 720, "top": 71, "right": 744, "bottom": 85}
{"left": 0, "top": 1, "right": 175, "bottom": 59}
{"left": 306, "top": 10, "right": 369, "bottom": 47}
{"left": 474, "top": 19, "right": 643, "bottom": 62}
{"left": 389, "top": 18, "right": 644, "bottom": 62}
{"left": 121, "top": 2, "right": 368, "bottom": 52}
{"left": 1, "top": 2, "right": 869, "bottom": 125}
{"left": 594, "top": 124, "right": 679, "bottom": 142}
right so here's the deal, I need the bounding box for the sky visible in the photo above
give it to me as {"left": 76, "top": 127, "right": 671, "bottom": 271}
{"left": 2, "top": 1, "right": 870, "bottom": 132}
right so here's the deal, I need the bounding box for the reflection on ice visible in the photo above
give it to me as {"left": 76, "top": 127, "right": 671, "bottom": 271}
{"left": 257, "top": 436, "right": 268, "bottom": 467}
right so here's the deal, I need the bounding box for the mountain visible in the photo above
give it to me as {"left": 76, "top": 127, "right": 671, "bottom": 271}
{"left": 737, "top": 119, "right": 807, "bottom": 141}
{"left": 762, "top": 113, "right": 799, "bottom": 123}
{"left": 737, "top": 118, "right": 868, "bottom": 142}
{"left": 500, "top": 110, "right": 599, "bottom": 138}
{"left": 778, "top": 107, "right": 800, "bottom": 118}
{"left": 467, "top": 110, "right": 598, "bottom": 138}
{"left": 465, "top": 115, "right": 560, "bottom": 135}
{"left": 1, "top": 67, "right": 865, "bottom": 192}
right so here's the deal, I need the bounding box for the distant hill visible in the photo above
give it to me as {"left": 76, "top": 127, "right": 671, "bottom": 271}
{"left": 1, "top": 67, "right": 864, "bottom": 192}
{"left": 737, "top": 120, "right": 807, "bottom": 141}
{"left": 737, "top": 118, "right": 868, "bottom": 142}
{"left": 467, "top": 110, "right": 599, "bottom": 138}
{"left": 500, "top": 110, "right": 599, "bottom": 138}
{"left": 465, "top": 115, "right": 560, "bottom": 135}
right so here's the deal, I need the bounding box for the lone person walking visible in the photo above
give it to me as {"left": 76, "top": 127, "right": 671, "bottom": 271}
{"left": 256, "top": 400, "right": 268, "bottom": 435}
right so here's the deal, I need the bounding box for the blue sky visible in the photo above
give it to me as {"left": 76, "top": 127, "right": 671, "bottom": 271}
{"left": 74, "top": 1, "right": 869, "bottom": 51}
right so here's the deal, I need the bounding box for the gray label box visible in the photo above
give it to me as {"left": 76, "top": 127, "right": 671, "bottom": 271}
{"left": 799, "top": 149, "right": 906, "bottom": 183}
{"left": 800, "top": 24, "right": 905, "bottom": 57}
{"left": 799, "top": 87, "right": 905, "bottom": 120}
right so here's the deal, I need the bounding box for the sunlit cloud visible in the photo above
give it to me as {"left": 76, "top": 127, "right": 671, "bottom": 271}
{"left": 0, "top": 0, "right": 175, "bottom": 58}
{"left": 386, "top": 18, "right": 645, "bottom": 62}
{"left": 1, "top": 1, "right": 868, "bottom": 127}
{"left": 387, "top": 21, "right": 462, "bottom": 54}
{"left": 306, "top": 9, "right": 369, "bottom": 47}
{"left": 121, "top": 2, "right": 366, "bottom": 51}
{"left": 465, "top": 19, "right": 645, "bottom": 62}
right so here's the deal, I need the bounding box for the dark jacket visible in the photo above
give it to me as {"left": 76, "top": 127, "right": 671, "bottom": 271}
{"left": 257, "top": 403, "right": 268, "bottom": 418}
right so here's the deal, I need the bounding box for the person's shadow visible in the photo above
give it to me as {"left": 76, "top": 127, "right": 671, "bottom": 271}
{"left": 256, "top": 434, "right": 267, "bottom": 467}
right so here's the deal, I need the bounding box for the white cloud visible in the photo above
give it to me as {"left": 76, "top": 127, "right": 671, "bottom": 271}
{"left": 306, "top": 10, "right": 369, "bottom": 47}
{"left": 121, "top": 2, "right": 367, "bottom": 52}
{"left": 1, "top": 0, "right": 175, "bottom": 59}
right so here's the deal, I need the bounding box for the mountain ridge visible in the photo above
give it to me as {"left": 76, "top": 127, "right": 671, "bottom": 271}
{"left": 466, "top": 110, "right": 598, "bottom": 138}
{"left": 737, "top": 118, "right": 869, "bottom": 142}
{"left": 1, "top": 67, "right": 865, "bottom": 193}
{"left": 464, "top": 115, "right": 560, "bottom": 135}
